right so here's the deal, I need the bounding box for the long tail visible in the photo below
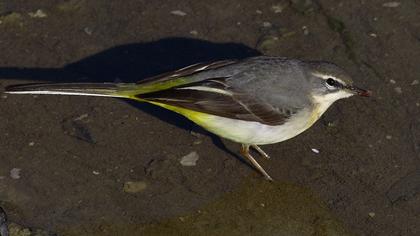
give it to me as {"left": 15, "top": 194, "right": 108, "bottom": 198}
{"left": 4, "top": 82, "right": 141, "bottom": 98}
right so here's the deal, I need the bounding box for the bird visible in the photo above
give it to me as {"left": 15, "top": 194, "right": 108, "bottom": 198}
{"left": 4, "top": 56, "right": 370, "bottom": 181}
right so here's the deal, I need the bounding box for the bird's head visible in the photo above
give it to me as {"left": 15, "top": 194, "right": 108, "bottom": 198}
{"left": 306, "top": 61, "right": 371, "bottom": 107}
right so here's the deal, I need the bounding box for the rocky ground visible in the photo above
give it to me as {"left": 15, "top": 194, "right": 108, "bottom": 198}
{"left": 0, "top": 0, "right": 419, "bottom": 235}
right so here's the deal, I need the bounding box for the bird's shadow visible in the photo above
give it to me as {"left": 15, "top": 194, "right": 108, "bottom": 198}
{"left": 0, "top": 37, "right": 261, "bottom": 165}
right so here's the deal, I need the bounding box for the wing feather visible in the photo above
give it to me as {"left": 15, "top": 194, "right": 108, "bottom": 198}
{"left": 138, "top": 78, "right": 291, "bottom": 125}
{"left": 137, "top": 60, "right": 237, "bottom": 85}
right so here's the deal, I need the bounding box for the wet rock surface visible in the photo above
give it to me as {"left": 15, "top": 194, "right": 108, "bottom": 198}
{"left": 0, "top": 0, "right": 419, "bottom": 235}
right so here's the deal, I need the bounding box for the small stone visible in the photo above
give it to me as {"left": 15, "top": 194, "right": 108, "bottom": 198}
{"left": 189, "top": 30, "right": 198, "bottom": 35}
{"left": 84, "top": 27, "right": 93, "bottom": 35}
{"left": 123, "top": 181, "right": 147, "bottom": 193}
{"left": 394, "top": 87, "right": 402, "bottom": 94}
{"left": 389, "top": 79, "right": 396, "bottom": 84}
{"left": 10, "top": 168, "right": 21, "bottom": 179}
{"left": 282, "top": 31, "right": 296, "bottom": 38}
{"left": 180, "top": 151, "right": 199, "bottom": 166}
{"left": 416, "top": 102, "right": 420, "bottom": 107}
{"left": 411, "top": 80, "right": 419, "bottom": 85}
{"left": 302, "top": 26, "right": 309, "bottom": 35}
{"left": 272, "top": 4, "right": 285, "bottom": 13}
{"left": 256, "top": 10, "right": 263, "bottom": 14}
{"left": 262, "top": 22, "right": 272, "bottom": 28}
{"left": 74, "top": 113, "right": 89, "bottom": 121}
{"left": 311, "top": 148, "right": 320, "bottom": 154}
{"left": 382, "top": 2, "right": 401, "bottom": 8}
{"left": 28, "top": 9, "right": 47, "bottom": 18}
{"left": 368, "top": 212, "right": 375, "bottom": 217}
{"left": 369, "top": 33, "right": 377, "bottom": 37}
{"left": 28, "top": 142, "right": 35, "bottom": 146}
{"left": 327, "top": 121, "right": 337, "bottom": 127}
{"left": 1, "top": 95, "right": 7, "bottom": 99}
{"left": 386, "top": 135, "right": 392, "bottom": 140}
{"left": 190, "top": 131, "right": 203, "bottom": 138}
{"left": 171, "top": 10, "right": 187, "bottom": 16}
{"left": 193, "top": 139, "right": 202, "bottom": 145}
{"left": 92, "top": 170, "right": 100, "bottom": 175}
{"left": 260, "top": 203, "right": 265, "bottom": 207}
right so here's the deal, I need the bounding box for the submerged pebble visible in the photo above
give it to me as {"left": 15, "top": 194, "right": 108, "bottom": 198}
{"left": 382, "top": 2, "right": 401, "bottom": 8}
{"left": 262, "top": 22, "right": 272, "bottom": 28}
{"left": 28, "top": 9, "right": 47, "bottom": 18}
{"left": 10, "top": 168, "right": 21, "bottom": 179}
{"left": 171, "top": 10, "right": 187, "bottom": 16}
{"left": 394, "top": 87, "right": 402, "bottom": 94}
{"left": 271, "top": 4, "right": 286, "bottom": 13}
{"left": 123, "top": 181, "right": 147, "bottom": 193}
{"left": 180, "top": 151, "right": 199, "bottom": 166}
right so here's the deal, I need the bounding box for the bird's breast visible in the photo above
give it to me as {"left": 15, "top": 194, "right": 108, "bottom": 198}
{"left": 148, "top": 101, "right": 321, "bottom": 145}
{"left": 198, "top": 107, "right": 318, "bottom": 145}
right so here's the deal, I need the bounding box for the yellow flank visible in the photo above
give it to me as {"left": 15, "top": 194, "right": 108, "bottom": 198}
{"left": 145, "top": 101, "right": 214, "bottom": 129}
{"left": 308, "top": 104, "right": 322, "bottom": 128}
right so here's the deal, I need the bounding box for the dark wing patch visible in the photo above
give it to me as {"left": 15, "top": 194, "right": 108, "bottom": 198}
{"left": 137, "top": 78, "right": 290, "bottom": 126}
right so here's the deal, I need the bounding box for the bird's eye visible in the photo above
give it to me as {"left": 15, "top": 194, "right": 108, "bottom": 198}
{"left": 325, "top": 78, "right": 337, "bottom": 89}
{"left": 326, "top": 78, "right": 336, "bottom": 86}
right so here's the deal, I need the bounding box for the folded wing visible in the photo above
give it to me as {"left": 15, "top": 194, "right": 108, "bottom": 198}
{"left": 138, "top": 78, "right": 292, "bottom": 126}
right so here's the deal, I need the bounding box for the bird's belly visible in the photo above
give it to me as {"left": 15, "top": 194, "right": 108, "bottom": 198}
{"left": 200, "top": 108, "right": 316, "bottom": 145}
{"left": 149, "top": 101, "right": 317, "bottom": 145}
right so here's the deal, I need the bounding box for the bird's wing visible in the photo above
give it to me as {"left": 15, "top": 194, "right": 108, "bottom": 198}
{"left": 138, "top": 60, "right": 237, "bottom": 84}
{"left": 132, "top": 60, "right": 238, "bottom": 93}
{"left": 137, "top": 77, "right": 292, "bottom": 126}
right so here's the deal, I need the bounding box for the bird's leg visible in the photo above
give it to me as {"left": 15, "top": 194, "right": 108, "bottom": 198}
{"left": 240, "top": 144, "right": 273, "bottom": 181}
{"left": 251, "top": 144, "right": 270, "bottom": 159}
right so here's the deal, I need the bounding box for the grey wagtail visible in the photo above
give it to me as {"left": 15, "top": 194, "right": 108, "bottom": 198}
{"left": 5, "top": 56, "right": 370, "bottom": 180}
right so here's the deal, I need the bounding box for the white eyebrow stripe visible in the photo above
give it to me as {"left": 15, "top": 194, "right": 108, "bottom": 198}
{"left": 311, "top": 72, "right": 346, "bottom": 85}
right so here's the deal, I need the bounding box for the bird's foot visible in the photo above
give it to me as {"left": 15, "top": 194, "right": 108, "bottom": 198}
{"left": 251, "top": 144, "right": 271, "bottom": 159}
{"left": 240, "top": 144, "right": 273, "bottom": 181}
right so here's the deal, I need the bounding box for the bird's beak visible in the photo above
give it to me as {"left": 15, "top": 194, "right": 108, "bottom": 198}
{"left": 345, "top": 85, "right": 371, "bottom": 97}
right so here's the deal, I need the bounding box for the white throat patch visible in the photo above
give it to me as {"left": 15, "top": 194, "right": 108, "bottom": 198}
{"left": 312, "top": 90, "right": 354, "bottom": 116}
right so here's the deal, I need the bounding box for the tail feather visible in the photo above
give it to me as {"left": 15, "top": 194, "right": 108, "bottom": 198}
{"left": 4, "top": 83, "right": 139, "bottom": 98}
